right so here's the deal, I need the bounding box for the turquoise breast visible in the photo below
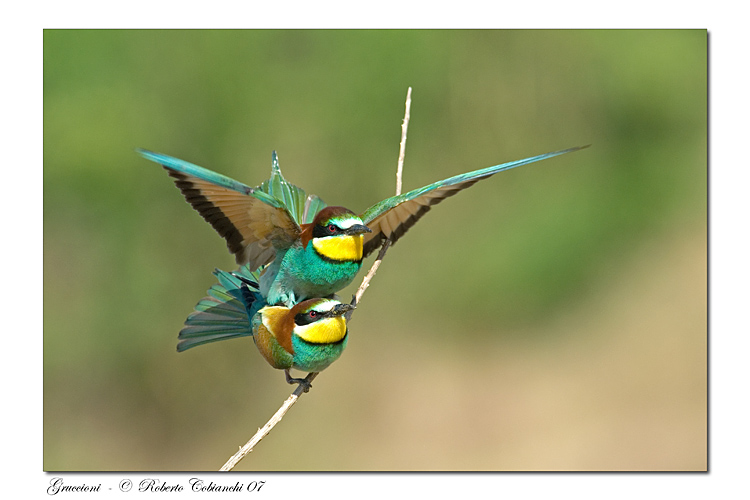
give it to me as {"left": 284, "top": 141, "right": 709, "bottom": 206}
{"left": 291, "top": 333, "right": 348, "bottom": 372}
{"left": 264, "top": 244, "right": 362, "bottom": 305}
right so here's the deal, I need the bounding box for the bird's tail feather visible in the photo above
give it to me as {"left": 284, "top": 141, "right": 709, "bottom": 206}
{"left": 176, "top": 266, "right": 264, "bottom": 352}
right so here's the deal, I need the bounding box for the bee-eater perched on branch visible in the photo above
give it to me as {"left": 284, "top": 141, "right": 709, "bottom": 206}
{"left": 178, "top": 265, "right": 353, "bottom": 390}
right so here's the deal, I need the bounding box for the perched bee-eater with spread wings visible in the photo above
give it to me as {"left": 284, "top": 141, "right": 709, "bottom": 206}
{"left": 140, "top": 145, "right": 587, "bottom": 306}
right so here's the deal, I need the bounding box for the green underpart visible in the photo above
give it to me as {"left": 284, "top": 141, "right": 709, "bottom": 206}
{"left": 263, "top": 243, "right": 362, "bottom": 305}
{"left": 291, "top": 333, "right": 348, "bottom": 372}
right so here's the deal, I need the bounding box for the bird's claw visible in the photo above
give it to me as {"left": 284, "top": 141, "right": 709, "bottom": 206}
{"left": 285, "top": 370, "right": 313, "bottom": 393}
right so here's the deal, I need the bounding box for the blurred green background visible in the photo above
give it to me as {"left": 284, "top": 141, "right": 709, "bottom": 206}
{"left": 44, "top": 30, "right": 706, "bottom": 471}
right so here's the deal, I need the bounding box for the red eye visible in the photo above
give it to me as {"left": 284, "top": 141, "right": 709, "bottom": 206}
{"left": 327, "top": 224, "right": 337, "bottom": 233}
{"left": 309, "top": 311, "right": 318, "bottom": 318}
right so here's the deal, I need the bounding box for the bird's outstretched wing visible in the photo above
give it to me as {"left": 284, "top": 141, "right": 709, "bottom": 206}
{"left": 139, "top": 150, "right": 317, "bottom": 267}
{"left": 359, "top": 145, "right": 589, "bottom": 257}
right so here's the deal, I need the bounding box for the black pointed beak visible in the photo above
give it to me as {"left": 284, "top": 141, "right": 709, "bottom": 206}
{"left": 331, "top": 303, "right": 355, "bottom": 317}
{"left": 345, "top": 224, "right": 371, "bottom": 236}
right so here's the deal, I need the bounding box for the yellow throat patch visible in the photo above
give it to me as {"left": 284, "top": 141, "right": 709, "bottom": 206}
{"left": 294, "top": 316, "right": 348, "bottom": 344}
{"left": 312, "top": 234, "right": 364, "bottom": 262}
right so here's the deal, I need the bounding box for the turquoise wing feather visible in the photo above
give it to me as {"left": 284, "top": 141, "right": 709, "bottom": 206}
{"left": 359, "top": 145, "right": 589, "bottom": 257}
{"left": 139, "top": 149, "right": 281, "bottom": 206}
{"left": 138, "top": 149, "right": 303, "bottom": 268}
{"left": 177, "top": 266, "right": 264, "bottom": 352}
{"left": 256, "top": 151, "right": 328, "bottom": 225}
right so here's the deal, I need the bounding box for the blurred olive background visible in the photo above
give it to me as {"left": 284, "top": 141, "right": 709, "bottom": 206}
{"left": 44, "top": 30, "right": 706, "bottom": 471}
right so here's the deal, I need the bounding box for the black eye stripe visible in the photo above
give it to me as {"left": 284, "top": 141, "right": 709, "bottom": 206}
{"left": 313, "top": 221, "right": 342, "bottom": 238}
{"left": 295, "top": 310, "right": 326, "bottom": 326}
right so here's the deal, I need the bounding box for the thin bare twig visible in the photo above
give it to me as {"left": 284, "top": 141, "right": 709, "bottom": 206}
{"left": 219, "top": 87, "right": 413, "bottom": 471}
{"left": 396, "top": 86, "right": 412, "bottom": 196}
{"left": 219, "top": 372, "right": 317, "bottom": 471}
{"left": 349, "top": 86, "right": 412, "bottom": 313}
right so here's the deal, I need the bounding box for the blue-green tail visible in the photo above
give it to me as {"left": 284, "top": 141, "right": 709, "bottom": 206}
{"left": 177, "top": 266, "right": 266, "bottom": 352}
{"left": 257, "top": 151, "right": 328, "bottom": 224}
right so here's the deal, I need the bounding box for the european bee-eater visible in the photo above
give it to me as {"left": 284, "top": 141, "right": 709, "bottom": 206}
{"left": 178, "top": 266, "right": 353, "bottom": 389}
{"left": 140, "top": 145, "right": 587, "bottom": 306}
